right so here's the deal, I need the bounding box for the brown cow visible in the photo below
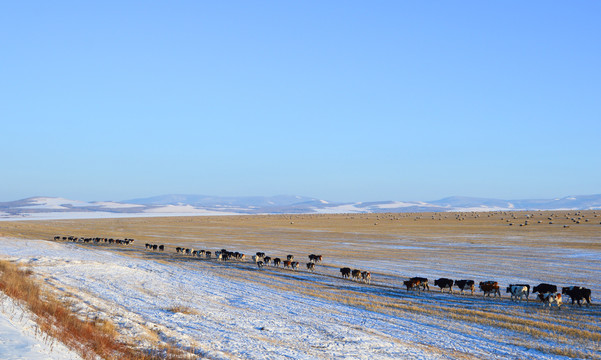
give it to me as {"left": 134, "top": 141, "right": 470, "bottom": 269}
{"left": 404, "top": 279, "right": 421, "bottom": 291}
{"left": 479, "top": 281, "right": 501, "bottom": 297}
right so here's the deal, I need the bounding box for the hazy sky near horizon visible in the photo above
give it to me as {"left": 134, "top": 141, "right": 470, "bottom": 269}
{"left": 1, "top": 1, "right": 600, "bottom": 203}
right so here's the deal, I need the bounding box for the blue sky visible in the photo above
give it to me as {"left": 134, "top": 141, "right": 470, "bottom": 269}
{"left": 1, "top": 1, "right": 599, "bottom": 202}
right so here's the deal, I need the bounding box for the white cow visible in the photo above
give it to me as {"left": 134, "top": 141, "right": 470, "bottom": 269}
{"left": 510, "top": 285, "right": 529, "bottom": 302}
{"left": 539, "top": 292, "right": 562, "bottom": 308}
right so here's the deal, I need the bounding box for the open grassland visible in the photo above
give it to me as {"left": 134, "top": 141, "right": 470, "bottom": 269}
{"left": 1, "top": 210, "right": 600, "bottom": 359}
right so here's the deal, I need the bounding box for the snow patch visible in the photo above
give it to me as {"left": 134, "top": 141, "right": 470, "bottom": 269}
{"left": 0, "top": 294, "right": 82, "bottom": 359}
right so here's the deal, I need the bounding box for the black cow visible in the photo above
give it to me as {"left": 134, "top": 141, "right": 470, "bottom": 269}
{"left": 158, "top": 245, "right": 164, "bottom": 251}
{"left": 340, "top": 267, "right": 351, "bottom": 279}
{"left": 562, "top": 286, "right": 592, "bottom": 307}
{"left": 454, "top": 280, "right": 475, "bottom": 295}
{"left": 533, "top": 283, "right": 557, "bottom": 294}
{"left": 434, "top": 278, "right": 454, "bottom": 293}
{"left": 273, "top": 258, "right": 281, "bottom": 267}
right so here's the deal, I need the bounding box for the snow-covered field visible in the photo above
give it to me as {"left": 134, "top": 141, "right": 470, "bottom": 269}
{"left": 1, "top": 235, "right": 600, "bottom": 359}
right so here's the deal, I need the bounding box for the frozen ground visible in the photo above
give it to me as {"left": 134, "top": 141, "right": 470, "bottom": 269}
{"left": 0, "top": 293, "right": 82, "bottom": 360}
{"left": 1, "top": 237, "right": 600, "bottom": 359}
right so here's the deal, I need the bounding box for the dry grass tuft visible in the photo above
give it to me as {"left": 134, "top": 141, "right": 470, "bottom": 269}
{"left": 165, "top": 305, "right": 200, "bottom": 316}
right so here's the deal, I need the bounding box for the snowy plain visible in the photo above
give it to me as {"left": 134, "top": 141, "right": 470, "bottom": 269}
{"left": 1, "top": 235, "right": 600, "bottom": 359}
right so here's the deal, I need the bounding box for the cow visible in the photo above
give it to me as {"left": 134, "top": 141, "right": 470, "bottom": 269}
{"left": 291, "top": 261, "right": 299, "bottom": 270}
{"left": 506, "top": 284, "right": 530, "bottom": 301}
{"left": 479, "top": 281, "right": 501, "bottom": 297}
{"left": 340, "top": 267, "right": 351, "bottom": 279}
{"left": 205, "top": 251, "right": 212, "bottom": 258}
{"left": 404, "top": 278, "right": 422, "bottom": 291}
{"left": 256, "top": 252, "right": 266, "bottom": 258}
{"left": 283, "top": 260, "right": 292, "bottom": 269}
{"left": 434, "top": 278, "right": 454, "bottom": 293}
{"left": 54, "top": 236, "right": 60, "bottom": 241}
{"left": 454, "top": 280, "right": 475, "bottom": 295}
{"left": 361, "top": 271, "right": 371, "bottom": 284}
{"left": 263, "top": 256, "right": 271, "bottom": 265}
{"left": 152, "top": 244, "right": 158, "bottom": 251}
{"left": 256, "top": 261, "right": 264, "bottom": 269}
{"left": 286, "top": 255, "right": 294, "bottom": 261}
{"left": 538, "top": 292, "right": 562, "bottom": 308}
{"left": 410, "top": 277, "right": 429, "bottom": 291}
{"left": 508, "top": 285, "right": 529, "bottom": 301}
{"left": 158, "top": 245, "right": 164, "bottom": 251}
{"left": 308, "top": 254, "right": 323, "bottom": 263}
{"left": 351, "top": 269, "right": 361, "bottom": 281}
{"left": 533, "top": 283, "right": 557, "bottom": 295}
{"left": 561, "top": 286, "right": 592, "bottom": 307}
{"left": 273, "top": 258, "right": 281, "bottom": 267}
{"left": 306, "top": 262, "right": 315, "bottom": 272}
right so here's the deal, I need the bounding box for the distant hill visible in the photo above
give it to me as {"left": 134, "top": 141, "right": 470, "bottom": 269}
{"left": 1, "top": 194, "right": 600, "bottom": 220}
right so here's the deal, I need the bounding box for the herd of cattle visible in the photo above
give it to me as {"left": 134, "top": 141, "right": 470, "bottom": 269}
{"left": 170, "top": 246, "right": 323, "bottom": 272}
{"left": 54, "top": 235, "right": 135, "bottom": 245}
{"left": 53, "top": 235, "right": 592, "bottom": 309}
{"left": 396, "top": 276, "right": 592, "bottom": 308}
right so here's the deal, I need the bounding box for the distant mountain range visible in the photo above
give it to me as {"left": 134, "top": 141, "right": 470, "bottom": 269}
{"left": 1, "top": 194, "right": 600, "bottom": 220}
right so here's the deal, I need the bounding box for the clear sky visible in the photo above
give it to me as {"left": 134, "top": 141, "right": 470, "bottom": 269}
{"left": 1, "top": 1, "right": 599, "bottom": 203}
